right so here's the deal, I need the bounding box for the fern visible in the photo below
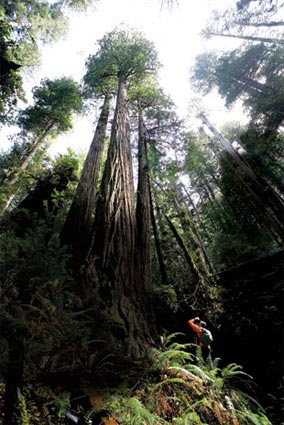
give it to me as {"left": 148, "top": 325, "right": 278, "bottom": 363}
{"left": 155, "top": 377, "right": 187, "bottom": 388}
{"left": 17, "top": 393, "right": 30, "bottom": 425}
{"left": 126, "top": 397, "right": 165, "bottom": 424}
{"left": 185, "top": 364, "right": 215, "bottom": 383}
{"left": 222, "top": 363, "right": 253, "bottom": 381}
{"left": 160, "top": 332, "right": 186, "bottom": 347}
{"left": 36, "top": 386, "right": 71, "bottom": 420}
{"left": 236, "top": 409, "right": 272, "bottom": 425}
{"left": 173, "top": 410, "right": 205, "bottom": 424}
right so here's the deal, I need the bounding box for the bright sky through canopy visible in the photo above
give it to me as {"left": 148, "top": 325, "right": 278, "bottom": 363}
{"left": 2, "top": 0, "right": 242, "bottom": 155}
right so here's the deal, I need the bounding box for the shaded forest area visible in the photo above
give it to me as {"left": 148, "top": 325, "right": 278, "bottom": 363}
{"left": 0, "top": 0, "right": 283, "bottom": 424}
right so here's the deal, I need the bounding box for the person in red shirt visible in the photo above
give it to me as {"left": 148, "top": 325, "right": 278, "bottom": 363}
{"left": 188, "top": 316, "right": 212, "bottom": 366}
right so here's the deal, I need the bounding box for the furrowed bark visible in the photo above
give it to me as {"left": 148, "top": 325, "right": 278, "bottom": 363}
{"left": 88, "top": 73, "right": 154, "bottom": 357}
{"left": 61, "top": 93, "right": 111, "bottom": 265}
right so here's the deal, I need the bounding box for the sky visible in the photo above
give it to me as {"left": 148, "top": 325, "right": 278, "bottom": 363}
{"left": 1, "top": 0, "right": 245, "bottom": 156}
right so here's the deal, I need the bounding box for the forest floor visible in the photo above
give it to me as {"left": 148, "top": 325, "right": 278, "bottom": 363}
{"left": 0, "top": 340, "right": 274, "bottom": 424}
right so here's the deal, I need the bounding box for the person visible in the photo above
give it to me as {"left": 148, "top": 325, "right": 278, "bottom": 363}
{"left": 188, "top": 316, "right": 213, "bottom": 367}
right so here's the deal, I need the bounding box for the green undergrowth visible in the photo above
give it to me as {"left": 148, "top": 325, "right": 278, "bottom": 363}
{"left": 0, "top": 333, "right": 272, "bottom": 424}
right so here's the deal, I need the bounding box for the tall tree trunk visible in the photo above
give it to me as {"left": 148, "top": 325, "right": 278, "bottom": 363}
{"left": 61, "top": 93, "right": 111, "bottom": 265}
{"left": 87, "top": 73, "right": 154, "bottom": 357}
{"left": 136, "top": 105, "right": 152, "bottom": 291}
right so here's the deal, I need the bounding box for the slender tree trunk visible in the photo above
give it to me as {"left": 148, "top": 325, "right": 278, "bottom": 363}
{"left": 1, "top": 187, "right": 20, "bottom": 214}
{"left": 61, "top": 93, "right": 111, "bottom": 265}
{"left": 9, "top": 122, "right": 55, "bottom": 186}
{"left": 236, "top": 21, "right": 284, "bottom": 28}
{"left": 206, "top": 31, "right": 284, "bottom": 45}
{"left": 136, "top": 105, "right": 152, "bottom": 291}
{"left": 180, "top": 182, "right": 213, "bottom": 242}
{"left": 233, "top": 76, "right": 280, "bottom": 97}
{"left": 199, "top": 113, "right": 257, "bottom": 179}
{"left": 164, "top": 214, "right": 200, "bottom": 282}
{"left": 88, "top": 73, "right": 154, "bottom": 357}
{"left": 164, "top": 213, "right": 212, "bottom": 308}
{"left": 149, "top": 179, "right": 169, "bottom": 284}
{"left": 174, "top": 195, "right": 215, "bottom": 275}
{"left": 200, "top": 114, "right": 284, "bottom": 243}
{"left": 1, "top": 122, "right": 55, "bottom": 214}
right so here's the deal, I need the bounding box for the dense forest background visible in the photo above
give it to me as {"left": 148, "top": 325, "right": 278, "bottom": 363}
{"left": 0, "top": 0, "right": 283, "bottom": 424}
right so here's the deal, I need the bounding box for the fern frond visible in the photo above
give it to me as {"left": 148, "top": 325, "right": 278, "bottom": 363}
{"left": 231, "top": 389, "right": 266, "bottom": 413}
{"left": 126, "top": 397, "right": 164, "bottom": 424}
{"left": 186, "top": 364, "right": 215, "bottom": 383}
{"left": 160, "top": 349, "right": 193, "bottom": 362}
{"left": 236, "top": 409, "right": 272, "bottom": 425}
{"left": 168, "top": 366, "right": 202, "bottom": 381}
{"left": 155, "top": 377, "right": 186, "bottom": 387}
{"left": 160, "top": 332, "right": 185, "bottom": 347}
{"left": 222, "top": 363, "right": 253, "bottom": 380}
{"left": 168, "top": 341, "right": 195, "bottom": 351}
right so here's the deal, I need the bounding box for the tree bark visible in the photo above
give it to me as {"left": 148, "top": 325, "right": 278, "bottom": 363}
{"left": 61, "top": 93, "right": 111, "bottom": 265}
{"left": 88, "top": 73, "right": 154, "bottom": 357}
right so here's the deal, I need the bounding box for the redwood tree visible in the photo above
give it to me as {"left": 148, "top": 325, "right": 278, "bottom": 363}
{"left": 83, "top": 29, "right": 159, "bottom": 357}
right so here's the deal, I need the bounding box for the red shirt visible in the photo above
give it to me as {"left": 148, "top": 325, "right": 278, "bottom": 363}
{"left": 188, "top": 319, "right": 210, "bottom": 348}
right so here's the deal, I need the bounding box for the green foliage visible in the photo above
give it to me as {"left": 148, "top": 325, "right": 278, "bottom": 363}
{"left": 0, "top": 149, "right": 80, "bottom": 219}
{"left": 204, "top": 0, "right": 284, "bottom": 43}
{"left": 193, "top": 42, "right": 284, "bottom": 134}
{"left": 84, "top": 26, "right": 160, "bottom": 99}
{"left": 153, "top": 283, "right": 179, "bottom": 312}
{"left": 125, "top": 397, "right": 163, "bottom": 424}
{"left": 239, "top": 125, "right": 284, "bottom": 194}
{"left": 0, "top": 210, "right": 81, "bottom": 376}
{"left": 86, "top": 334, "right": 271, "bottom": 424}
{"left": 18, "top": 77, "right": 83, "bottom": 136}
{"left": 0, "top": 17, "right": 25, "bottom": 123}
{"left": 17, "top": 393, "right": 31, "bottom": 425}
{"left": 0, "top": 0, "right": 94, "bottom": 123}
{"left": 0, "top": 77, "right": 83, "bottom": 201}
{"left": 182, "top": 130, "right": 279, "bottom": 270}
{"left": 37, "top": 387, "right": 71, "bottom": 420}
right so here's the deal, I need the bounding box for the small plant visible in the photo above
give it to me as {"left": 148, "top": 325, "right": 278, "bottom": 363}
{"left": 17, "top": 393, "right": 30, "bottom": 425}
